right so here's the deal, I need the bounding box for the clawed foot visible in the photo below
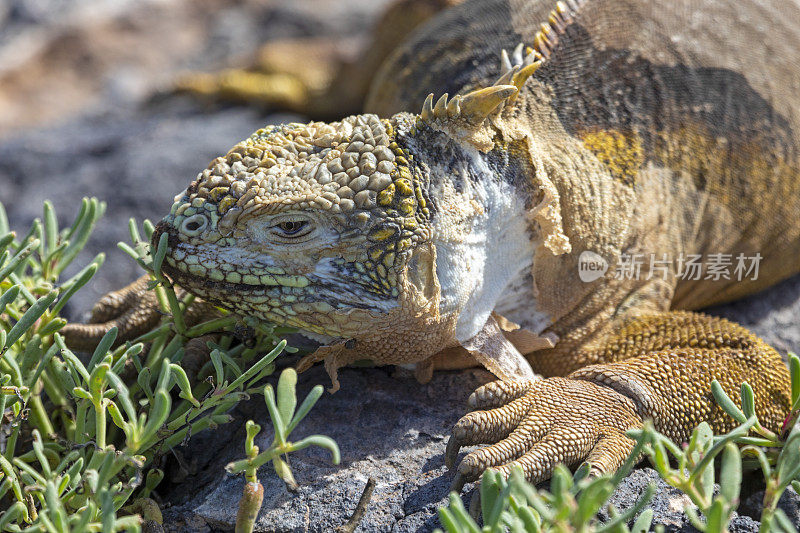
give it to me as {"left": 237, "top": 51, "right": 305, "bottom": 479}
{"left": 61, "top": 275, "right": 220, "bottom": 352}
{"left": 61, "top": 276, "right": 162, "bottom": 351}
{"left": 446, "top": 377, "right": 644, "bottom": 491}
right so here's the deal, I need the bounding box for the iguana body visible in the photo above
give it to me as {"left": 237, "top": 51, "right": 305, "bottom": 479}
{"left": 64, "top": 0, "right": 800, "bottom": 487}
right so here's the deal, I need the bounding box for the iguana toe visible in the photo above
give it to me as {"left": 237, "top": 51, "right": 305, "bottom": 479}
{"left": 466, "top": 379, "right": 533, "bottom": 409}
{"left": 582, "top": 431, "right": 639, "bottom": 478}
{"left": 87, "top": 275, "right": 153, "bottom": 323}
{"left": 61, "top": 275, "right": 222, "bottom": 352}
{"left": 445, "top": 392, "right": 534, "bottom": 469}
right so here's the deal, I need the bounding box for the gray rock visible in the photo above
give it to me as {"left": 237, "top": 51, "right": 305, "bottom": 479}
{"left": 708, "top": 274, "right": 800, "bottom": 358}
{"left": 741, "top": 486, "right": 800, "bottom": 526}
{"left": 160, "top": 364, "right": 490, "bottom": 532}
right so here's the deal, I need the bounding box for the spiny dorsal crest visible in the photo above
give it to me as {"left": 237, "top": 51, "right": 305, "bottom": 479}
{"left": 419, "top": 84, "right": 520, "bottom": 127}
{"left": 418, "top": 0, "right": 585, "bottom": 130}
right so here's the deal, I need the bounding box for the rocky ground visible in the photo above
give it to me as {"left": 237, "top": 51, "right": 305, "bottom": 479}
{"left": 2, "top": 0, "right": 800, "bottom": 531}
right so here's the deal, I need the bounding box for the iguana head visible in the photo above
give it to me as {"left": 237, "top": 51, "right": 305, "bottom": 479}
{"left": 154, "top": 113, "right": 445, "bottom": 345}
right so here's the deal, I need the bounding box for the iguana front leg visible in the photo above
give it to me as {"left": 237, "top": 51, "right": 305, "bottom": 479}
{"left": 446, "top": 312, "right": 792, "bottom": 488}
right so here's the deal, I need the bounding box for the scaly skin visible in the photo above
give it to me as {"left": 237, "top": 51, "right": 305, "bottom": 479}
{"left": 63, "top": 0, "right": 800, "bottom": 487}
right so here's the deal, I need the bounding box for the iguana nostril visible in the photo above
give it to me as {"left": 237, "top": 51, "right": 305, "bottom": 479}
{"left": 181, "top": 214, "right": 208, "bottom": 235}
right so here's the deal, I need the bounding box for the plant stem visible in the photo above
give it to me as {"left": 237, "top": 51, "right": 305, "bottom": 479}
{"left": 185, "top": 316, "right": 237, "bottom": 337}
{"left": 94, "top": 401, "right": 106, "bottom": 449}
{"left": 336, "top": 478, "right": 375, "bottom": 533}
{"left": 235, "top": 482, "right": 264, "bottom": 533}
{"left": 4, "top": 423, "right": 20, "bottom": 460}
{"left": 40, "top": 371, "right": 68, "bottom": 410}
{"left": 28, "top": 394, "right": 55, "bottom": 438}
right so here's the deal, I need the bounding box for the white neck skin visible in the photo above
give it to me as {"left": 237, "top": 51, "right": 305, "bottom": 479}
{"left": 428, "top": 144, "right": 552, "bottom": 343}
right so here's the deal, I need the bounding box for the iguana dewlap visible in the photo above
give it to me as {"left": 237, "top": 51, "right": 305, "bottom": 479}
{"left": 65, "top": 0, "right": 800, "bottom": 486}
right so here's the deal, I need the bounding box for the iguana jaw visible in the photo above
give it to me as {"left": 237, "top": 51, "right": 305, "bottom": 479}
{"left": 154, "top": 220, "right": 404, "bottom": 339}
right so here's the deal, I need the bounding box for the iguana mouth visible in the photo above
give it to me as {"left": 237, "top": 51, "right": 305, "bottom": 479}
{"left": 162, "top": 256, "right": 310, "bottom": 289}
{"left": 160, "top": 262, "right": 268, "bottom": 293}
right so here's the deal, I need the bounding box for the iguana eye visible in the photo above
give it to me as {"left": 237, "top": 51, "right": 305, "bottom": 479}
{"left": 279, "top": 221, "right": 307, "bottom": 234}
{"left": 272, "top": 219, "right": 312, "bottom": 239}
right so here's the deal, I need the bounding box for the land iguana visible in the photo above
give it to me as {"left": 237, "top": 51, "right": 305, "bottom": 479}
{"left": 63, "top": 0, "right": 800, "bottom": 490}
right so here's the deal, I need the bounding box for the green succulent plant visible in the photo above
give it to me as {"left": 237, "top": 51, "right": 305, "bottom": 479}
{"left": 226, "top": 368, "right": 340, "bottom": 533}
{"left": 0, "top": 199, "right": 335, "bottom": 531}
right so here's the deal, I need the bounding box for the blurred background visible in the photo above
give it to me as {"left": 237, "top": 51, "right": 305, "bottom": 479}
{"left": 0, "top": 0, "right": 389, "bottom": 317}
